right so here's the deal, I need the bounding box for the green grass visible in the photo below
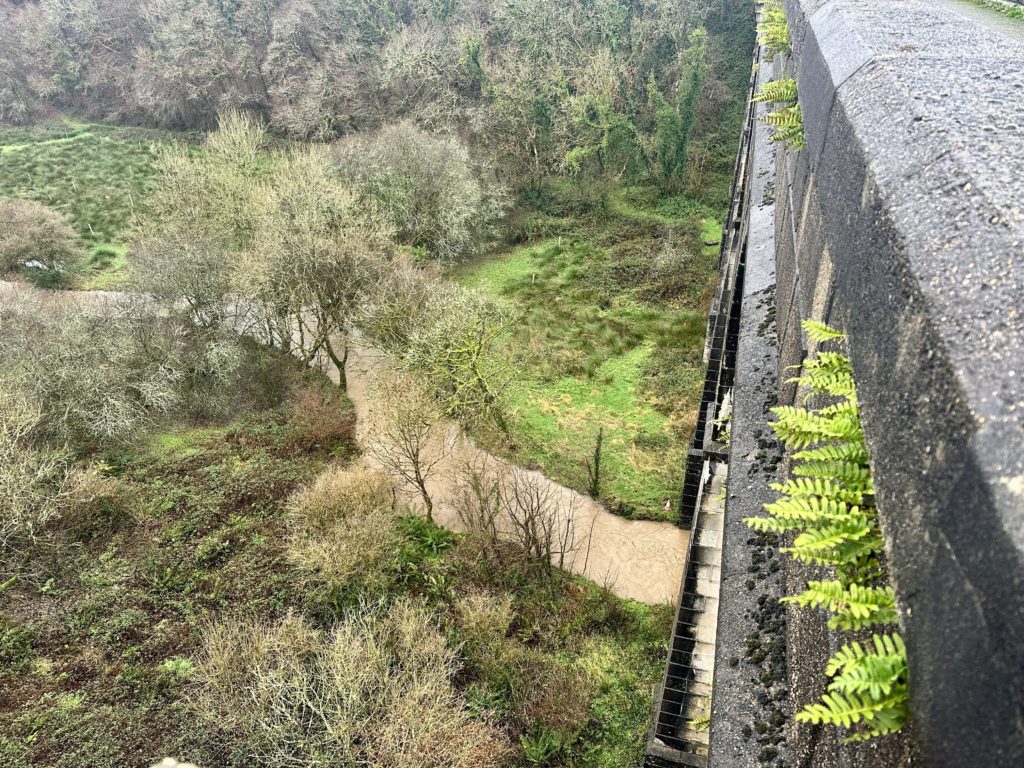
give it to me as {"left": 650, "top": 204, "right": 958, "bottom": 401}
{"left": 459, "top": 244, "right": 541, "bottom": 293}
{"left": 0, "top": 120, "right": 181, "bottom": 289}
{"left": 506, "top": 346, "right": 684, "bottom": 515}
{"left": 0, "top": 121, "right": 92, "bottom": 147}
{"left": 0, "top": 129, "right": 93, "bottom": 155}
{"left": 701, "top": 217, "right": 722, "bottom": 247}
{"left": 137, "top": 424, "right": 235, "bottom": 462}
{"left": 458, "top": 190, "right": 719, "bottom": 520}
{"left": 445, "top": 544, "right": 675, "bottom": 768}
{"left": 572, "top": 611, "right": 672, "bottom": 768}
{"left": 965, "top": 0, "right": 1024, "bottom": 20}
{"left": 80, "top": 244, "right": 129, "bottom": 290}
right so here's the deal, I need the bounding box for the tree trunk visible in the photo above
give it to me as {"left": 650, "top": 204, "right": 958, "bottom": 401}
{"left": 415, "top": 467, "right": 433, "bottom": 521}
{"left": 324, "top": 336, "right": 348, "bottom": 390}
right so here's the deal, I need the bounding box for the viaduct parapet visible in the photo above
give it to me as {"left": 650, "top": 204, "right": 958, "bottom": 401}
{"left": 650, "top": 2, "right": 1024, "bottom": 766}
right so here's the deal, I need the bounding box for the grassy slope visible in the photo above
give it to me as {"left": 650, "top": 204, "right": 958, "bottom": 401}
{"left": 0, "top": 120, "right": 182, "bottom": 289}
{"left": 0, "top": 447, "right": 317, "bottom": 765}
{"left": 458, "top": 191, "right": 720, "bottom": 521}
{"left": 0, "top": 360, "right": 671, "bottom": 768}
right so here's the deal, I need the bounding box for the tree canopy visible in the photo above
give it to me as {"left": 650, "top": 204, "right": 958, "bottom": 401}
{"left": 0, "top": 0, "right": 753, "bottom": 194}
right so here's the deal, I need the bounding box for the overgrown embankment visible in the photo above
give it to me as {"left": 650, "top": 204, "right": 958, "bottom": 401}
{"left": 0, "top": 324, "right": 673, "bottom": 768}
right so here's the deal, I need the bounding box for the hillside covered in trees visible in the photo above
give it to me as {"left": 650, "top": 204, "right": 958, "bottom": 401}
{"left": 1, "top": 0, "right": 750, "bottom": 197}
{"left": 0, "top": 1, "right": 754, "bottom": 766}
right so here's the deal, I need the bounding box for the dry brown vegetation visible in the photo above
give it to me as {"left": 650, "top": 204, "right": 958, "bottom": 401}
{"left": 285, "top": 465, "right": 400, "bottom": 601}
{"left": 0, "top": 391, "right": 77, "bottom": 587}
{"left": 0, "top": 199, "right": 82, "bottom": 277}
{"left": 197, "top": 601, "right": 513, "bottom": 768}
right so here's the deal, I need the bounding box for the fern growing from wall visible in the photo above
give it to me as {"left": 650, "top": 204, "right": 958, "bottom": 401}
{"left": 754, "top": 77, "right": 805, "bottom": 150}
{"left": 745, "top": 320, "right": 909, "bottom": 743}
{"left": 758, "top": 0, "right": 792, "bottom": 58}
{"left": 754, "top": 3, "right": 805, "bottom": 151}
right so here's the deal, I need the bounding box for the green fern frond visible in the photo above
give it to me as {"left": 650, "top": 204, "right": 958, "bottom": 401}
{"left": 770, "top": 407, "right": 864, "bottom": 449}
{"left": 802, "top": 320, "right": 845, "bottom": 343}
{"left": 792, "top": 443, "right": 869, "bottom": 465}
{"left": 744, "top": 514, "right": 802, "bottom": 534}
{"left": 754, "top": 77, "right": 798, "bottom": 105}
{"left": 763, "top": 495, "right": 861, "bottom": 525}
{"left": 761, "top": 104, "right": 805, "bottom": 150}
{"left": 827, "top": 637, "right": 906, "bottom": 698}
{"left": 790, "top": 371, "right": 856, "bottom": 400}
{"left": 757, "top": 1, "right": 791, "bottom": 58}
{"left": 803, "top": 352, "right": 853, "bottom": 378}
{"left": 797, "top": 687, "right": 909, "bottom": 740}
{"left": 749, "top": 495, "right": 860, "bottom": 535}
{"left": 770, "top": 477, "right": 864, "bottom": 505}
{"left": 761, "top": 104, "right": 802, "bottom": 128}
{"left": 812, "top": 397, "right": 860, "bottom": 417}
{"left": 805, "top": 633, "right": 910, "bottom": 741}
{"left": 775, "top": 121, "right": 806, "bottom": 150}
{"left": 747, "top": 497, "right": 864, "bottom": 535}
{"left": 792, "top": 461, "right": 874, "bottom": 494}
{"left": 742, "top": 325, "right": 909, "bottom": 745}
{"left": 827, "top": 634, "right": 906, "bottom": 676}
{"left": 783, "top": 581, "right": 898, "bottom": 630}
{"left": 785, "top": 518, "right": 883, "bottom": 567}
{"left": 690, "top": 713, "right": 711, "bottom": 732}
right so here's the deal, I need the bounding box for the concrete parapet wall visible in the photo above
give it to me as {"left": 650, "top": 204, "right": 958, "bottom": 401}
{"left": 773, "top": 1, "right": 1024, "bottom": 765}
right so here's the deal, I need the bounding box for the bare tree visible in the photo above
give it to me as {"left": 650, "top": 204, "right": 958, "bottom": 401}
{"left": 502, "top": 467, "right": 581, "bottom": 577}
{"left": 404, "top": 284, "right": 516, "bottom": 434}
{"left": 0, "top": 11, "right": 39, "bottom": 124}
{"left": 358, "top": 253, "right": 441, "bottom": 354}
{"left": 368, "top": 373, "right": 454, "bottom": 520}
{"left": 262, "top": 0, "right": 371, "bottom": 140}
{"left": 452, "top": 454, "right": 504, "bottom": 559}
{"left": 0, "top": 392, "right": 75, "bottom": 589}
{"left": 132, "top": 110, "right": 268, "bottom": 324}
{"left": 241, "top": 144, "right": 395, "bottom": 384}
{"left": 453, "top": 455, "right": 583, "bottom": 580}
{"left": 136, "top": 112, "right": 397, "bottom": 388}
{"left": 1, "top": 291, "right": 241, "bottom": 446}
{"left": 333, "top": 121, "right": 507, "bottom": 263}
{"left": 131, "top": 0, "right": 264, "bottom": 129}
{"left": 130, "top": 226, "right": 233, "bottom": 328}
{"left": 0, "top": 293, "right": 178, "bottom": 444}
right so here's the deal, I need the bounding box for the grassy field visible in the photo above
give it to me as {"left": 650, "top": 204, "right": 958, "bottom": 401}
{"left": 459, "top": 188, "right": 720, "bottom": 521}
{"left": 0, "top": 120, "right": 185, "bottom": 289}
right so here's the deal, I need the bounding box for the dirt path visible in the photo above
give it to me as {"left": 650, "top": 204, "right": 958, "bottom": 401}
{"left": 333, "top": 341, "right": 687, "bottom": 605}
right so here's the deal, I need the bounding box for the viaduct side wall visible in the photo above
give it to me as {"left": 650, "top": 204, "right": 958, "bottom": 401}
{"left": 752, "top": 2, "right": 1024, "bottom": 766}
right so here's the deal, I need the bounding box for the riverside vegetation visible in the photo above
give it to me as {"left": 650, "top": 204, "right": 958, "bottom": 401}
{"left": 0, "top": 1, "right": 754, "bottom": 765}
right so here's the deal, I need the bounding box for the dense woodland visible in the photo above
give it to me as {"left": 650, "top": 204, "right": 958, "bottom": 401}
{"left": 0, "top": 1, "right": 754, "bottom": 766}
{"left": 0, "top": 0, "right": 750, "bottom": 196}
